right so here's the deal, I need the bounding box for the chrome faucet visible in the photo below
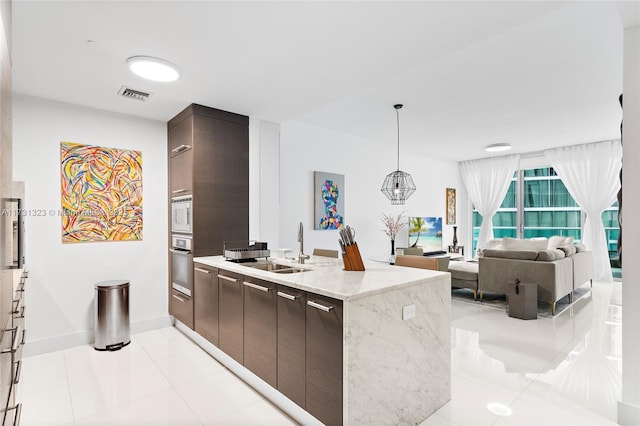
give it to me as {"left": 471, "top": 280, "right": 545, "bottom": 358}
{"left": 297, "top": 222, "right": 310, "bottom": 264}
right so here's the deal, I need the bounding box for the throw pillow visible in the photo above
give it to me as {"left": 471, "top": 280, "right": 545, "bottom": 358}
{"left": 536, "top": 249, "right": 566, "bottom": 261}
{"left": 548, "top": 235, "right": 575, "bottom": 249}
{"left": 557, "top": 244, "right": 577, "bottom": 257}
{"left": 503, "top": 237, "right": 548, "bottom": 251}
{"left": 574, "top": 243, "right": 586, "bottom": 253}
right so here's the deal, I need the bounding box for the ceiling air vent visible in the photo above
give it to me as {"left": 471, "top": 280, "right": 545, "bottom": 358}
{"left": 118, "top": 86, "right": 152, "bottom": 102}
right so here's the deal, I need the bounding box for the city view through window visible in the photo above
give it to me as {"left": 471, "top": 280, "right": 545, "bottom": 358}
{"left": 472, "top": 167, "right": 621, "bottom": 278}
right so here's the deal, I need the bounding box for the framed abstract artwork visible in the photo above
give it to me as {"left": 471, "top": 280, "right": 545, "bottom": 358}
{"left": 408, "top": 216, "right": 443, "bottom": 252}
{"left": 60, "top": 142, "right": 143, "bottom": 243}
{"left": 314, "top": 171, "right": 345, "bottom": 230}
{"left": 446, "top": 187, "right": 456, "bottom": 225}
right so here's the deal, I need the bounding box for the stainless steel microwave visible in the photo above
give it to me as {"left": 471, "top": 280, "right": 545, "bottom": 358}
{"left": 171, "top": 196, "right": 192, "bottom": 234}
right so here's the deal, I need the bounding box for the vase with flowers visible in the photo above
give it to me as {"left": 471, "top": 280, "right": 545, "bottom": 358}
{"left": 381, "top": 211, "right": 407, "bottom": 264}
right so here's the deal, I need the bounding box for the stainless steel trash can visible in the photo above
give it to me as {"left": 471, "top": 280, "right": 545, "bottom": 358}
{"left": 94, "top": 280, "right": 131, "bottom": 351}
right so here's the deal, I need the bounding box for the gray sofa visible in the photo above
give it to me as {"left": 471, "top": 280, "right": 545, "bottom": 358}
{"left": 478, "top": 245, "right": 593, "bottom": 315}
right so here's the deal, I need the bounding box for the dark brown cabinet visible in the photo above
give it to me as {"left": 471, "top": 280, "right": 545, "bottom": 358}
{"left": 194, "top": 263, "right": 218, "bottom": 345}
{"left": 217, "top": 269, "right": 244, "bottom": 364}
{"left": 306, "top": 293, "right": 343, "bottom": 426}
{"left": 243, "top": 276, "right": 277, "bottom": 387}
{"left": 276, "top": 285, "right": 306, "bottom": 409}
{"left": 170, "top": 289, "right": 194, "bottom": 329}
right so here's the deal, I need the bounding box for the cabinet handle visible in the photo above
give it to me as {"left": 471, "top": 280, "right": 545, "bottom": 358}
{"left": 218, "top": 274, "right": 238, "bottom": 283}
{"left": 13, "top": 360, "right": 21, "bottom": 384}
{"left": 1, "top": 325, "right": 21, "bottom": 354}
{"left": 194, "top": 267, "right": 211, "bottom": 274}
{"left": 5, "top": 403, "right": 21, "bottom": 426}
{"left": 171, "top": 144, "right": 191, "bottom": 154}
{"left": 172, "top": 294, "right": 187, "bottom": 302}
{"left": 172, "top": 188, "right": 187, "bottom": 194}
{"left": 243, "top": 281, "right": 270, "bottom": 292}
{"left": 277, "top": 291, "right": 298, "bottom": 301}
{"left": 307, "top": 300, "right": 334, "bottom": 312}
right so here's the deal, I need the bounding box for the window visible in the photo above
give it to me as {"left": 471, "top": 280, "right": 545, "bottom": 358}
{"left": 471, "top": 167, "right": 620, "bottom": 276}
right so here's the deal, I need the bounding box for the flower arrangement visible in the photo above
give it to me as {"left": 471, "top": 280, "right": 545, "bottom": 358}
{"left": 381, "top": 211, "right": 407, "bottom": 241}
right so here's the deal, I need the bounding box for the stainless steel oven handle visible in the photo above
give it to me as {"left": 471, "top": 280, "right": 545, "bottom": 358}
{"left": 194, "top": 267, "right": 211, "bottom": 274}
{"left": 217, "top": 274, "right": 238, "bottom": 283}
{"left": 169, "top": 249, "right": 192, "bottom": 255}
{"left": 243, "top": 281, "right": 270, "bottom": 292}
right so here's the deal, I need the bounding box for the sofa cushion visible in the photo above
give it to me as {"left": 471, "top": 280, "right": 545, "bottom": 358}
{"left": 502, "top": 237, "right": 548, "bottom": 251}
{"left": 557, "top": 244, "right": 577, "bottom": 257}
{"left": 536, "top": 249, "right": 566, "bottom": 261}
{"left": 482, "top": 248, "right": 539, "bottom": 260}
{"left": 548, "top": 235, "right": 575, "bottom": 249}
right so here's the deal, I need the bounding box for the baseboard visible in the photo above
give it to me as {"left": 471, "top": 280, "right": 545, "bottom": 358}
{"left": 23, "top": 315, "right": 172, "bottom": 357}
{"left": 618, "top": 400, "right": 640, "bottom": 425}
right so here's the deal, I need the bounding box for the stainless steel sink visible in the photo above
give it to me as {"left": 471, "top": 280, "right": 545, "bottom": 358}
{"left": 242, "top": 262, "right": 309, "bottom": 274}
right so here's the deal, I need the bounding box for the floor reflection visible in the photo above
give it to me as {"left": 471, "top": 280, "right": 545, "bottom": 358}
{"left": 449, "top": 281, "right": 621, "bottom": 423}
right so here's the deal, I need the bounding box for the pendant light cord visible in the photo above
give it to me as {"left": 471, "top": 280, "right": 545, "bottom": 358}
{"left": 396, "top": 107, "right": 400, "bottom": 171}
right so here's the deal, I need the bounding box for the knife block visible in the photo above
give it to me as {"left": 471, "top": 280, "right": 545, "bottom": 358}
{"left": 343, "top": 243, "right": 365, "bottom": 271}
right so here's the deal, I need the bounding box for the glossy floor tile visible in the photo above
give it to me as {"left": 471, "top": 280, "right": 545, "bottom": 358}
{"left": 18, "top": 281, "right": 621, "bottom": 425}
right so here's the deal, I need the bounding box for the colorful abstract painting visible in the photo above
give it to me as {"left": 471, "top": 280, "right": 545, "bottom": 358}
{"left": 314, "top": 171, "right": 345, "bottom": 230}
{"left": 408, "top": 216, "right": 443, "bottom": 253}
{"left": 60, "top": 142, "right": 142, "bottom": 243}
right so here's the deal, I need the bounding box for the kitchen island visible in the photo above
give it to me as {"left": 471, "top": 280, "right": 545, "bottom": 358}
{"left": 185, "top": 255, "right": 451, "bottom": 425}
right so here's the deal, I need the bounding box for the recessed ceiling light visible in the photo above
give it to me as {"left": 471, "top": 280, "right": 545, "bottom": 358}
{"left": 485, "top": 143, "right": 512, "bottom": 152}
{"left": 126, "top": 56, "right": 180, "bottom": 82}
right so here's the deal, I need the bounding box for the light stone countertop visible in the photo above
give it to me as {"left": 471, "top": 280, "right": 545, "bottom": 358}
{"left": 193, "top": 255, "right": 449, "bottom": 301}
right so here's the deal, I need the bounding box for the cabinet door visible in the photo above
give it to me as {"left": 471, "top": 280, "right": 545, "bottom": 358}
{"left": 217, "top": 269, "right": 243, "bottom": 364}
{"left": 168, "top": 115, "right": 193, "bottom": 157}
{"left": 169, "top": 151, "right": 193, "bottom": 197}
{"left": 194, "top": 264, "right": 218, "bottom": 345}
{"left": 306, "top": 294, "right": 343, "bottom": 426}
{"left": 276, "top": 285, "right": 306, "bottom": 408}
{"left": 243, "top": 277, "right": 276, "bottom": 387}
{"left": 170, "top": 289, "right": 194, "bottom": 329}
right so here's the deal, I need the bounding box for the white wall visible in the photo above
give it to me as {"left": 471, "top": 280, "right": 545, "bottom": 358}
{"left": 279, "top": 120, "right": 467, "bottom": 260}
{"left": 13, "top": 94, "right": 170, "bottom": 355}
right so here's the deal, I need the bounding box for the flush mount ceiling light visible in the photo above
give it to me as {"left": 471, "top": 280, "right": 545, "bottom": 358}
{"left": 126, "top": 56, "right": 180, "bottom": 82}
{"left": 485, "top": 143, "right": 512, "bottom": 152}
{"left": 381, "top": 104, "right": 416, "bottom": 205}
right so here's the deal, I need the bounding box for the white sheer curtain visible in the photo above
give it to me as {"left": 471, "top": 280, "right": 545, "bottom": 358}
{"left": 459, "top": 154, "right": 520, "bottom": 251}
{"left": 544, "top": 140, "right": 622, "bottom": 282}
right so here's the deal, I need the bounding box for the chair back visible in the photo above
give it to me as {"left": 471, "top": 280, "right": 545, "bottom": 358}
{"left": 395, "top": 255, "right": 450, "bottom": 271}
{"left": 313, "top": 248, "right": 339, "bottom": 258}
{"left": 402, "top": 247, "right": 424, "bottom": 256}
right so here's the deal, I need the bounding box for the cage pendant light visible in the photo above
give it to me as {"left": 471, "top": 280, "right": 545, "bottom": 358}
{"left": 381, "top": 104, "right": 416, "bottom": 205}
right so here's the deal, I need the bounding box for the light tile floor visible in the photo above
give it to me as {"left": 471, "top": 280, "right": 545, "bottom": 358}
{"left": 18, "top": 281, "right": 620, "bottom": 425}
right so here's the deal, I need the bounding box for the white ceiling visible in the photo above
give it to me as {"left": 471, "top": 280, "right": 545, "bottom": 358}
{"left": 12, "top": 1, "right": 636, "bottom": 161}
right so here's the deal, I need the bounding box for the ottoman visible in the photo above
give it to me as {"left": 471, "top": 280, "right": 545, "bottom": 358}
{"left": 448, "top": 261, "right": 479, "bottom": 300}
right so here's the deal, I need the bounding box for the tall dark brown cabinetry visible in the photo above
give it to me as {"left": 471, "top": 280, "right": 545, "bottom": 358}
{"left": 168, "top": 104, "right": 249, "bottom": 329}
{"left": 168, "top": 104, "right": 249, "bottom": 257}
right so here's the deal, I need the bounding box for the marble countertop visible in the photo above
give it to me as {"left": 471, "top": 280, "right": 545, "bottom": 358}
{"left": 193, "top": 255, "right": 449, "bottom": 301}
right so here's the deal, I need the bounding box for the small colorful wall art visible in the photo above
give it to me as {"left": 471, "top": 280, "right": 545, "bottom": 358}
{"left": 60, "top": 142, "right": 143, "bottom": 243}
{"left": 408, "top": 216, "right": 443, "bottom": 252}
{"left": 314, "top": 171, "right": 345, "bottom": 230}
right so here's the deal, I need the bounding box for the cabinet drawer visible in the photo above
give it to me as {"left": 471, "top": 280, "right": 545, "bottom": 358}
{"left": 243, "top": 277, "right": 277, "bottom": 387}
{"left": 170, "top": 289, "right": 194, "bottom": 329}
